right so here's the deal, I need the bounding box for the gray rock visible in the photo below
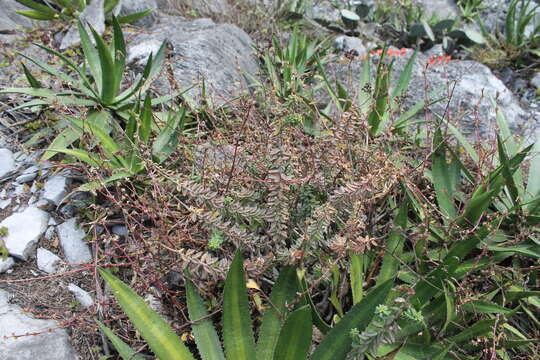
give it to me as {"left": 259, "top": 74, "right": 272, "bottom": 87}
{"left": 60, "top": 0, "right": 105, "bottom": 50}
{"left": 415, "top": 0, "right": 459, "bottom": 18}
{"left": 306, "top": 0, "right": 341, "bottom": 25}
{"left": 57, "top": 218, "right": 92, "bottom": 265}
{"left": 127, "top": 15, "right": 259, "bottom": 104}
{"left": 15, "top": 165, "right": 39, "bottom": 183}
{"left": 332, "top": 36, "right": 367, "bottom": 56}
{"left": 0, "top": 1, "right": 32, "bottom": 40}
{"left": 481, "top": 0, "right": 540, "bottom": 35}
{"left": 67, "top": 284, "right": 94, "bottom": 308}
{"left": 0, "top": 189, "right": 11, "bottom": 209}
{"left": 41, "top": 175, "right": 70, "bottom": 206}
{"left": 58, "top": 203, "right": 76, "bottom": 218}
{"left": 0, "top": 290, "right": 77, "bottom": 360}
{"left": 12, "top": 183, "right": 27, "bottom": 197}
{"left": 0, "top": 148, "right": 15, "bottom": 180}
{"left": 36, "top": 248, "right": 62, "bottom": 274}
{"left": 112, "top": 225, "right": 129, "bottom": 236}
{"left": 0, "top": 257, "right": 15, "bottom": 273}
{"left": 531, "top": 73, "right": 540, "bottom": 90}
{"left": 44, "top": 226, "right": 56, "bottom": 241}
{"left": 168, "top": 0, "right": 233, "bottom": 18}
{"left": 14, "top": 151, "right": 38, "bottom": 165}
{"left": 321, "top": 51, "right": 528, "bottom": 138}
{"left": 119, "top": 0, "right": 158, "bottom": 27}
{"left": 0, "top": 206, "right": 49, "bottom": 260}
{"left": 424, "top": 44, "right": 445, "bottom": 56}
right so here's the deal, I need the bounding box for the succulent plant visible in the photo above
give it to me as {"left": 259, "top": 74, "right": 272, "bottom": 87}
{"left": 406, "top": 19, "right": 484, "bottom": 52}
{"left": 341, "top": 9, "right": 360, "bottom": 30}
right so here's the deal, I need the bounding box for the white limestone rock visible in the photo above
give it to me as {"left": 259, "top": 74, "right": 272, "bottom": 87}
{"left": 0, "top": 207, "right": 49, "bottom": 260}
{"left": 41, "top": 175, "right": 70, "bottom": 205}
{"left": 0, "top": 148, "right": 15, "bottom": 180}
{"left": 60, "top": 0, "right": 105, "bottom": 50}
{"left": 0, "top": 257, "right": 15, "bottom": 273}
{"left": 67, "top": 284, "right": 94, "bottom": 308}
{"left": 57, "top": 218, "right": 92, "bottom": 265}
{"left": 0, "top": 290, "right": 77, "bottom": 360}
{"left": 36, "top": 248, "right": 62, "bottom": 274}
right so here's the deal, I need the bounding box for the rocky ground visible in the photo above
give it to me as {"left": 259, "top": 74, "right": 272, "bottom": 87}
{"left": 0, "top": 0, "right": 539, "bottom": 359}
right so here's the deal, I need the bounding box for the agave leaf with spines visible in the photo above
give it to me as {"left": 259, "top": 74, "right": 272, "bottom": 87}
{"left": 222, "top": 251, "right": 256, "bottom": 360}
{"left": 99, "top": 269, "right": 196, "bottom": 360}
{"left": 185, "top": 276, "right": 225, "bottom": 360}
{"left": 272, "top": 305, "right": 312, "bottom": 360}
{"left": 96, "top": 320, "right": 145, "bottom": 360}
{"left": 256, "top": 266, "right": 299, "bottom": 360}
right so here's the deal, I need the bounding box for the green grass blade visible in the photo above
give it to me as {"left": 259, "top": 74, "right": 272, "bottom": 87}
{"left": 497, "top": 135, "right": 520, "bottom": 207}
{"left": 257, "top": 266, "right": 299, "bottom": 360}
{"left": 99, "top": 269, "right": 196, "bottom": 360}
{"left": 448, "top": 319, "right": 497, "bottom": 344}
{"left": 440, "top": 117, "right": 479, "bottom": 163}
{"left": 377, "top": 200, "right": 408, "bottom": 285}
{"left": 51, "top": 148, "right": 105, "bottom": 168}
{"left": 17, "top": 51, "right": 81, "bottom": 89}
{"left": 90, "top": 26, "right": 116, "bottom": 104}
{"left": 272, "top": 306, "right": 312, "bottom": 360}
{"left": 113, "top": 54, "right": 153, "bottom": 105}
{"left": 459, "top": 188, "right": 497, "bottom": 227}
{"left": 67, "top": 114, "right": 121, "bottom": 163}
{"left": 439, "top": 281, "right": 456, "bottom": 336}
{"left": 104, "top": 0, "right": 121, "bottom": 14}
{"left": 461, "top": 300, "right": 513, "bottom": 314}
{"left": 412, "top": 226, "right": 490, "bottom": 306}
{"left": 349, "top": 253, "right": 364, "bottom": 304}
{"left": 152, "top": 108, "right": 185, "bottom": 158}
{"left": 117, "top": 9, "right": 153, "bottom": 24}
{"left": 42, "top": 126, "right": 82, "bottom": 160}
{"left": 222, "top": 251, "right": 256, "bottom": 360}
{"left": 367, "top": 57, "right": 391, "bottom": 137}
{"left": 422, "top": 20, "right": 436, "bottom": 41}
{"left": 111, "top": 16, "right": 126, "bottom": 99}
{"left": 21, "top": 64, "right": 42, "bottom": 88}
{"left": 298, "top": 276, "right": 331, "bottom": 334}
{"left": 185, "top": 278, "right": 225, "bottom": 360}
{"left": 392, "top": 48, "right": 417, "bottom": 98}
{"left": 311, "top": 280, "right": 393, "bottom": 360}
{"left": 431, "top": 129, "right": 457, "bottom": 220}
{"left": 15, "top": 9, "right": 56, "bottom": 20}
{"left": 15, "top": 0, "right": 57, "bottom": 16}
{"left": 526, "top": 139, "right": 540, "bottom": 211}
{"left": 505, "top": 291, "right": 540, "bottom": 302}
{"left": 78, "top": 21, "right": 102, "bottom": 94}
{"left": 96, "top": 321, "right": 145, "bottom": 360}
{"left": 357, "top": 55, "right": 372, "bottom": 114}
{"left": 139, "top": 93, "right": 152, "bottom": 144}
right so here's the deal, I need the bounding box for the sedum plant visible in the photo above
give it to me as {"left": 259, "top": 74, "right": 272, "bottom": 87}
{"left": 14, "top": 0, "right": 152, "bottom": 24}
{"left": 99, "top": 251, "right": 393, "bottom": 360}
